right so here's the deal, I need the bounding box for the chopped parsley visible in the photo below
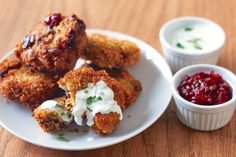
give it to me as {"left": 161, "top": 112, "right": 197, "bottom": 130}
{"left": 97, "top": 96, "right": 102, "bottom": 101}
{"left": 86, "top": 95, "right": 103, "bottom": 105}
{"left": 176, "top": 42, "right": 185, "bottom": 49}
{"left": 57, "top": 133, "right": 69, "bottom": 142}
{"left": 84, "top": 90, "right": 88, "bottom": 94}
{"left": 60, "top": 112, "right": 65, "bottom": 116}
{"left": 55, "top": 104, "right": 64, "bottom": 109}
{"left": 185, "top": 27, "right": 193, "bottom": 31}
{"left": 187, "top": 38, "right": 202, "bottom": 50}
{"left": 57, "top": 136, "right": 69, "bottom": 142}
{"left": 66, "top": 112, "right": 72, "bottom": 118}
{"left": 86, "top": 106, "right": 93, "bottom": 112}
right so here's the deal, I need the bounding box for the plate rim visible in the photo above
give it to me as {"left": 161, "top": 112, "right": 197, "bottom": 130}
{"left": 0, "top": 29, "right": 173, "bottom": 150}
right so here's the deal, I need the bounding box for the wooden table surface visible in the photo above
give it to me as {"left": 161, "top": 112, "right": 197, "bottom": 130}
{"left": 0, "top": 0, "right": 236, "bottom": 156}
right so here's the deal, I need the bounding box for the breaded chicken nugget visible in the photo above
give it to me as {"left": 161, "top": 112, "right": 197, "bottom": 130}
{"left": 58, "top": 66, "right": 125, "bottom": 109}
{"left": 107, "top": 69, "right": 142, "bottom": 108}
{"left": 58, "top": 66, "right": 125, "bottom": 135}
{"left": 0, "top": 56, "right": 61, "bottom": 110}
{"left": 34, "top": 96, "right": 73, "bottom": 132}
{"left": 15, "top": 13, "right": 87, "bottom": 73}
{"left": 88, "top": 64, "right": 142, "bottom": 108}
{"left": 92, "top": 112, "right": 120, "bottom": 135}
{"left": 83, "top": 34, "right": 140, "bottom": 68}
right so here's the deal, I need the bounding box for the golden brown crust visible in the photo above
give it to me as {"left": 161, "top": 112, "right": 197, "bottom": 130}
{"left": 88, "top": 64, "right": 142, "bottom": 108}
{"left": 0, "top": 55, "right": 21, "bottom": 77}
{"left": 92, "top": 112, "right": 120, "bottom": 135}
{"left": 83, "top": 34, "right": 140, "bottom": 68}
{"left": 58, "top": 66, "right": 126, "bottom": 109}
{"left": 34, "top": 109, "right": 67, "bottom": 132}
{"left": 107, "top": 69, "right": 142, "bottom": 108}
{"left": 14, "top": 13, "right": 87, "bottom": 73}
{"left": 0, "top": 57, "right": 61, "bottom": 110}
{"left": 34, "top": 96, "right": 68, "bottom": 132}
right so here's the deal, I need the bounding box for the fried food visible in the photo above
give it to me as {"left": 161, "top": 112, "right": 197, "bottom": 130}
{"left": 83, "top": 34, "right": 140, "bottom": 68}
{"left": 58, "top": 66, "right": 125, "bottom": 135}
{"left": 92, "top": 112, "right": 120, "bottom": 135}
{"left": 0, "top": 56, "right": 61, "bottom": 110}
{"left": 15, "top": 13, "right": 87, "bottom": 73}
{"left": 58, "top": 66, "right": 126, "bottom": 109}
{"left": 106, "top": 69, "right": 142, "bottom": 108}
{"left": 88, "top": 64, "right": 142, "bottom": 108}
{"left": 34, "top": 96, "right": 72, "bottom": 132}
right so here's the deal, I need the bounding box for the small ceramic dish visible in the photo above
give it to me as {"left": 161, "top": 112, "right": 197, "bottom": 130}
{"left": 172, "top": 64, "right": 236, "bottom": 131}
{"left": 159, "top": 16, "right": 226, "bottom": 72}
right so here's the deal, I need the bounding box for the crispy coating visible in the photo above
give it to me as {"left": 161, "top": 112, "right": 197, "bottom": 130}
{"left": 92, "top": 112, "right": 120, "bottom": 135}
{"left": 58, "top": 66, "right": 126, "bottom": 109}
{"left": 34, "top": 96, "right": 69, "bottom": 132}
{"left": 107, "top": 69, "right": 142, "bottom": 108}
{"left": 58, "top": 66, "right": 125, "bottom": 135}
{"left": 15, "top": 13, "right": 88, "bottom": 73}
{"left": 83, "top": 34, "right": 140, "bottom": 68}
{"left": 0, "top": 56, "right": 61, "bottom": 110}
{"left": 88, "top": 64, "right": 142, "bottom": 108}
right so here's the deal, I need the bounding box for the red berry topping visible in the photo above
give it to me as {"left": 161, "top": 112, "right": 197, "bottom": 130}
{"left": 177, "top": 71, "right": 232, "bottom": 105}
{"left": 44, "top": 13, "right": 62, "bottom": 27}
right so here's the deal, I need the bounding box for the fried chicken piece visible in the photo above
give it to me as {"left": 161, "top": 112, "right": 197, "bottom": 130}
{"left": 58, "top": 66, "right": 125, "bottom": 135}
{"left": 0, "top": 55, "right": 21, "bottom": 77}
{"left": 0, "top": 56, "right": 61, "bottom": 110}
{"left": 83, "top": 34, "right": 140, "bottom": 68}
{"left": 92, "top": 112, "right": 120, "bottom": 135}
{"left": 34, "top": 96, "right": 73, "bottom": 132}
{"left": 107, "top": 69, "right": 142, "bottom": 108}
{"left": 15, "top": 13, "right": 87, "bottom": 73}
{"left": 58, "top": 66, "right": 126, "bottom": 109}
{"left": 88, "top": 64, "right": 142, "bottom": 108}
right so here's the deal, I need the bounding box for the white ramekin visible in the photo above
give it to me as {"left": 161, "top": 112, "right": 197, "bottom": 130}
{"left": 159, "top": 16, "right": 226, "bottom": 73}
{"left": 172, "top": 64, "right": 236, "bottom": 131}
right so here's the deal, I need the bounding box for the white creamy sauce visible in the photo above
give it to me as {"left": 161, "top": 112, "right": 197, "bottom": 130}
{"left": 40, "top": 100, "right": 73, "bottom": 123}
{"left": 74, "top": 59, "right": 91, "bottom": 70}
{"left": 72, "top": 80, "right": 123, "bottom": 126}
{"left": 171, "top": 24, "right": 219, "bottom": 52}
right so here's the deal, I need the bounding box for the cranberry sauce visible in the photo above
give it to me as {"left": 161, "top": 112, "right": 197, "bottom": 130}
{"left": 177, "top": 71, "right": 232, "bottom": 105}
{"left": 44, "top": 13, "right": 62, "bottom": 27}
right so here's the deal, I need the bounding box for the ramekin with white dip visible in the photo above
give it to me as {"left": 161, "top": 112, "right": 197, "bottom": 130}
{"left": 159, "top": 17, "right": 226, "bottom": 72}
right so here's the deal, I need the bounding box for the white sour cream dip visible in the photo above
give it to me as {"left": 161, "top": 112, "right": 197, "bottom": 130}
{"left": 72, "top": 80, "right": 123, "bottom": 126}
{"left": 171, "top": 24, "right": 219, "bottom": 52}
{"left": 40, "top": 100, "right": 73, "bottom": 123}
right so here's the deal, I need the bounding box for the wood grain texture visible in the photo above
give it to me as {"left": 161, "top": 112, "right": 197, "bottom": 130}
{"left": 0, "top": 0, "right": 236, "bottom": 156}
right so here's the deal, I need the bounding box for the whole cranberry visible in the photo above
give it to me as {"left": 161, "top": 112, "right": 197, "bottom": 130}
{"left": 44, "top": 13, "right": 62, "bottom": 27}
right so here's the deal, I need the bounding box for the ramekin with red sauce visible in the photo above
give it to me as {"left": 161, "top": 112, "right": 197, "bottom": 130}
{"left": 172, "top": 64, "right": 236, "bottom": 131}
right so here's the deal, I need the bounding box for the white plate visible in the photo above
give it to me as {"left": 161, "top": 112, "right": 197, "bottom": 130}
{"left": 0, "top": 29, "right": 172, "bottom": 150}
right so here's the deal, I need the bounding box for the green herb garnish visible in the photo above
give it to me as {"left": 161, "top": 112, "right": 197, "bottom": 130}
{"left": 84, "top": 90, "right": 88, "bottom": 94}
{"left": 57, "top": 136, "right": 69, "bottom": 142}
{"left": 56, "top": 104, "right": 64, "bottom": 109}
{"left": 86, "top": 106, "right": 93, "bottom": 112}
{"left": 185, "top": 27, "right": 193, "bottom": 31}
{"left": 86, "top": 95, "right": 103, "bottom": 105}
{"left": 187, "top": 38, "right": 202, "bottom": 50}
{"left": 97, "top": 96, "right": 102, "bottom": 101}
{"left": 86, "top": 96, "right": 96, "bottom": 105}
{"left": 67, "top": 112, "right": 72, "bottom": 118}
{"left": 61, "top": 112, "right": 65, "bottom": 116}
{"left": 176, "top": 42, "right": 185, "bottom": 49}
{"left": 193, "top": 43, "right": 202, "bottom": 50}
